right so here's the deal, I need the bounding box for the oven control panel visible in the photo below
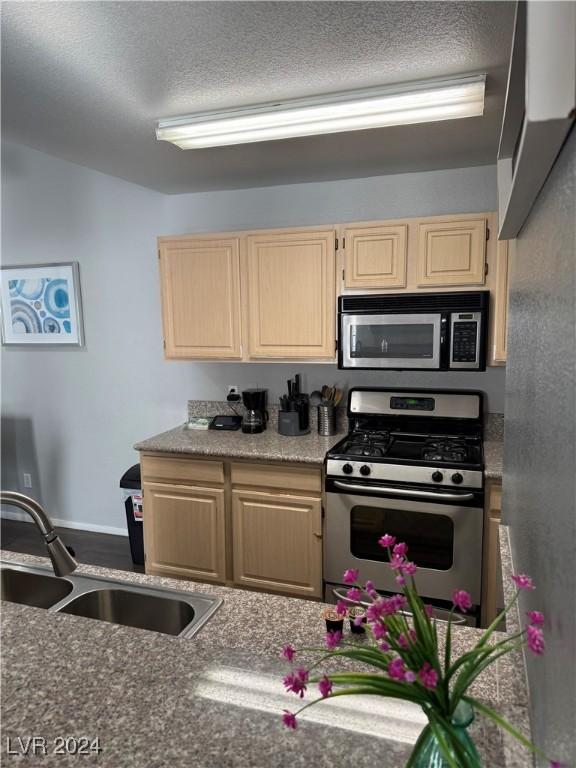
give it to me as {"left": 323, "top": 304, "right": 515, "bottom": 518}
{"left": 326, "top": 459, "right": 483, "bottom": 489}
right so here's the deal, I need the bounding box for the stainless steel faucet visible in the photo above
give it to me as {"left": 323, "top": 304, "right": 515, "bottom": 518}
{"left": 0, "top": 490, "right": 78, "bottom": 576}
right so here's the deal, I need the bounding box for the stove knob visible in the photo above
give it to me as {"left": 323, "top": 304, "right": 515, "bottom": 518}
{"left": 342, "top": 463, "right": 353, "bottom": 475}
{"left": 432, "top": 471, "right": 444, "bottom": 482}
{"left": 451, "top": 472, "right": 464, "bottom": 485}
{"left": 360, "top": 465, "right": 371, "bottom": 476}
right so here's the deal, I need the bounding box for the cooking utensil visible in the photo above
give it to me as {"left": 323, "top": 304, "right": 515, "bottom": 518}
{"left": 310, "top": 390, "right": 322, "bottom": 406}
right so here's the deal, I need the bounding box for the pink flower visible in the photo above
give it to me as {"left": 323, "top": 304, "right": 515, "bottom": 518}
{"left": 365, "top": 580, "right": 378, "bottom": 599}
{"left": 452, "top": 589, "right": 472, "bottom": 613}
{"left": 395, "top": 574, "right": 406, "bottom": 586}
{"left": 389, "top": 554, "right": 406, "bottom": 571}
{"left": 388, "top": 657, "right": 407, "bottom": 681}
{"left": 379, "top": 640, "right": 391, "bottom": 652}
{"left": 325, "top": 630, "right": 342, "bottom": 650}
{"left": 379, "top": 534, "right": 396, "bottom": 548}
{"left": 371, "top": 621, "right": 387, "bottom": 641}
{"left": 366, "top": 598, "right": 386, "bottom": 622}
{"left": 335, "top": 600, "right": 348, "bottom": 616}
{"left": 549, "top": 762, "right": 563, "bottom": 767}
{"left": 511, "top": 574, "right": 535, "bottom": 591}
{"left": 343, "top": 568, "right": 359, "bottom": 585}
{"left": 382, "top": 594, "right": 407, "bottom": 615}
{"left": 318, "top": 676, "right": 333, "bottom": 698}
{"left": 424, "top": 604, "right": 435, "bottom": 619}
{"left": 347, "top": 587, "right": 362, "bottom": 602}
{"left": 353, "top": 614, "right": 366, "bottom": 627}
{"left": 527, "top": 625, "right": 545, "bottom": 656}
{"left": 282, "top": 644, "right": 295, "bottom": 662}
{"left": 405, "top": 670, "right": 417, "bottom": 683}
{"left": 403, "top": 561, "right": 417, "bottom": 576}
{"left": 418, "top": 662, "right": 439, "bottom": 690}
{"left": 398, "top": 633, "right": 410, "bottom": 649}
{"left": 526, "top": 610, "right": 545, "bottom": 628}
{"left": 282, "top": 710, "right": 297, "bottom": 729}
{"left": 393, "top": 542, "right": 408, "bottom": 557}
{"left": 283, "top": 667, "right": 309, "bottom": 698}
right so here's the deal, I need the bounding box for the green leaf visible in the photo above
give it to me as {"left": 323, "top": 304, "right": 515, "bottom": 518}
{"left": 426, "top": 717, "right": 460, "bottom": 768}
{"left": 405, "top": 724, "right": 432, "bottom": 768}
{"left": 462, "top": 695, "right": 549, "bottom": 762}
{"left": 428, "top": 710, "right": 480, "bottom": 767}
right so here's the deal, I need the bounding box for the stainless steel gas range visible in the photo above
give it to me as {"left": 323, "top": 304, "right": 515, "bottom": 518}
{"left": 324, "top": 388, "right": 485, "bottom": 626}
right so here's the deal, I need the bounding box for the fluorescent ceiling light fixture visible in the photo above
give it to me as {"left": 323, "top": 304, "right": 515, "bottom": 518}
{"left": 156, "top": 75, "right": 486, "bottom": 149}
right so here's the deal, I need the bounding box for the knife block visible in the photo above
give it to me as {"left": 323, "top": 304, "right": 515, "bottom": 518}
{"left": 277, "top": 410, "right": 310, "bottom": 436}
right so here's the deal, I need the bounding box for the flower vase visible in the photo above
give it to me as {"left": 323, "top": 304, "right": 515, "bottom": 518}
{"left": 412, "top": 702, "right": 481, "bottom": 768}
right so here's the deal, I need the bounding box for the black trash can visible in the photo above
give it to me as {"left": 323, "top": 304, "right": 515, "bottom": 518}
{"left": 120, "top": 464, "right": 144, "bottom": 566}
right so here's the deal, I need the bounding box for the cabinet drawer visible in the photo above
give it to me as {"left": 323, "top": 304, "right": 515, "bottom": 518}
{"left": 141, "top": 454, "right": 224, "bottom": 485}
{"left": 230, "top": 462, "right": 322, "bottom": 493}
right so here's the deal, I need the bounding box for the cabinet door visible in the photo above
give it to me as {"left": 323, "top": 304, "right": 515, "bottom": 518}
{"left": 481, "top": 482, "right": 504, "bottom": 627}
{"left": 344, "top": 224, "right": 408, "bottom": 289}
{"left": 245, "top": 229, "right": 336, "bottom": 358}
{"left": 232, "top": 489, "right": 322, "bottom": 598}
{"left": 417, "top": 218, "right": 487, "bottom": 287}
{"left": 143, "top": 481, "right": 226, "bottom": 583}
{"left": 159, "top": 237, "right": 242, "bottom": 359}
{"left": 490, "top": 240, "right": 511, "bottom": 364}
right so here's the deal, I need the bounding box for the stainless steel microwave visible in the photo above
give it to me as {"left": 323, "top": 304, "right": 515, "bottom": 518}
{"left": 338, "top": 291, "right": 489, "bottom": 371}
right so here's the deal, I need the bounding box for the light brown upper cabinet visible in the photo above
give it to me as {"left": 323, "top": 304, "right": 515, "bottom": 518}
{"left": 343, "top": 223, "right": 408, "bottom": 289}
{"left": 490, "top": 239, "right": 512, "bottom": 365}
{"left": 158, "top": 236, "right": 242, "bottom": 359}
{"left": 245, "top": 228, "right": 336, "bottom": 359}
{"left": 417, "top": 217, "right": 487, "bottom": 287}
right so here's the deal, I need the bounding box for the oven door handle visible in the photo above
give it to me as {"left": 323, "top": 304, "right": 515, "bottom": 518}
{"left": 333, "top": 481, "right": 475, "bottom": 502}
{"left": 331, "top": 588, "right": 467, "bottom": 625}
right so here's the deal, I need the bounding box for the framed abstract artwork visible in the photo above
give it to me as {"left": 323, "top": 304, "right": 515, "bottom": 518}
{"left": 0, "top": 262, "right": 84, "bottom": 346}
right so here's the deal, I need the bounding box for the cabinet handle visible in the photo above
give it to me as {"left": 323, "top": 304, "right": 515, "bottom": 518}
{"left": 313, "top": 532, "right": 323, "bottom": 539}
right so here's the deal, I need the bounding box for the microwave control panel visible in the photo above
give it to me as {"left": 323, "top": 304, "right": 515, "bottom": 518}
{"left": 450, "top": 313, "right": 481, "bottom": 368}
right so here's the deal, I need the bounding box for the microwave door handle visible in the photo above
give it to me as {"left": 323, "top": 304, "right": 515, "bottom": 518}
{"left": 333, "top": 481, "right": 474, "bottom": 502}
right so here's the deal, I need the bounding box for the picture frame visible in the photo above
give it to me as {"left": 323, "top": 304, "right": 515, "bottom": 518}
{"left": 0, "top": 262, "right": 85, "bottom": 347}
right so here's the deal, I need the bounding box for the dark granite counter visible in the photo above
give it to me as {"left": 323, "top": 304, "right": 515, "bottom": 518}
{"left": 1, "top": 532, "right": 531, "bottom": 767}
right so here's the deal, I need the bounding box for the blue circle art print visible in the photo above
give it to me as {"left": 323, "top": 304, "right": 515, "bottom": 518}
{"left": 8, "top": 277, "right": 71, "bottom": 336}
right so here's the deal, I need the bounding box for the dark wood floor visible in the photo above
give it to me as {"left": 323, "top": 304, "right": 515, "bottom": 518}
{"left": 1, "top": 518, "right": 143, "bottom": 573}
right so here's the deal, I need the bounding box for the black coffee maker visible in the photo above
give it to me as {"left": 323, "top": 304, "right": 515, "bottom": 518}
{"left": 241, "top": 389, "right": 269, "bottom": 434}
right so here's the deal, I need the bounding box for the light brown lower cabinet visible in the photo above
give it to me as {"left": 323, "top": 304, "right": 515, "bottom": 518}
{"left": 142, "top": 481, "right": 226, "bottom": 583}
{"left": 231, "top": 489, "right": 323, "bottom": 599}
{"left": 481, "top": 481, "right": 504, "bottom": 627}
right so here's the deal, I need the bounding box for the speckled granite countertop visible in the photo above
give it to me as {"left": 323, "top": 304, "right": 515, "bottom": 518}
{"left": 484, "top": 440, "right": 504, "bottom": 481}
{"left": 1, "top": 530, "right": 530, "bottom": 767}
{"left": 134, "top": 422, "right": 345, "bottom": 465}
{"left": 134, "top": 423, "right": 504, "bottom": 479}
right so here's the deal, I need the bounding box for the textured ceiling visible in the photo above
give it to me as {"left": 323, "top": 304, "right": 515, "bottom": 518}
{"left": 1, "top": 1, "right": 515, "bottom": 193}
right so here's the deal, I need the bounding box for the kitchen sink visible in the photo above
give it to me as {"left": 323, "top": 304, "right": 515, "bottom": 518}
{"left": 1, "top": 567, "right": 74, "bottom": 608}
{"left": 0, "top": 562, "right": 222, "bottom": 638}
{"left": 59, "top": 588, "right": 196, "bottom": 636}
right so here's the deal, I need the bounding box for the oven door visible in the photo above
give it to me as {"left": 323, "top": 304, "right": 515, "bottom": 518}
{"left": 324, "top": 479, "right": 483, "bottom": 604}
{"left": 340, "top": 313, "right": 442, "bottom": 369}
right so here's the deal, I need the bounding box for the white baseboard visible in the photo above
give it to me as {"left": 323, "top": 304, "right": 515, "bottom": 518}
{"left": 1, "top": 509, "right": 128, "bottom": 537}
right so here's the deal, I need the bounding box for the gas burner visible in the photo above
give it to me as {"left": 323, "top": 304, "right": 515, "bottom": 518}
{"left": 343, "top": 430, "right": 391, "bottom": 458}
{"left": 422, "top": 438, "right": 468, "bottom": 463}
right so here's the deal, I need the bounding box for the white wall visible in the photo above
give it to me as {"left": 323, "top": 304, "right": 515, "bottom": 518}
{"left": 1, "top": 141, "right": 505, "bottom": 532}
